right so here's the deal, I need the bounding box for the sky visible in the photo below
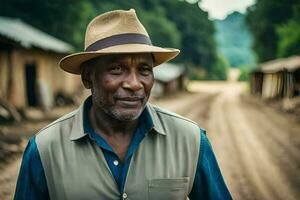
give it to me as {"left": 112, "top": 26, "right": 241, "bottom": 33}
{"left": 198, "top": 0, "right": 256, "bottom": 20}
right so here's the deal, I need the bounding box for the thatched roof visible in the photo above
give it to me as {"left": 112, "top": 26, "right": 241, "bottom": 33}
{"left": 154, "top": 63, "right": 184, "bottom": 83}
{"left": 260, "top": 56, "right": 300, "bottom": 73}
{"left": 0, "top": 16, "right": 73, "bottom": 53}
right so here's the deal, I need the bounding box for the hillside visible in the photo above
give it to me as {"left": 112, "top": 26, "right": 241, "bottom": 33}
{"left": 214, "top": 12, "right": 256, "bottom": 68}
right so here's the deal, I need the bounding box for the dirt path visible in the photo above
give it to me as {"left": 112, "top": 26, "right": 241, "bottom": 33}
{"left": 1, "top": 81, "right": 300, "bottom": 200}
{"left": 204, "top": 83, "right": 300, "bottom": 200}
{"left": 0, "top": 107, "right": 75, "bottom": 200}
{"left": 0, "top": 157, "right": 22, "bottom": 199}
{"left": 157, "top": 81, "right": 300, "bottom": 200}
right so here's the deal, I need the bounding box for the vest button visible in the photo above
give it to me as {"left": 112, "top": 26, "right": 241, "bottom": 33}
{"left": 122, "top": 192, "right": 128, "bottom": 199}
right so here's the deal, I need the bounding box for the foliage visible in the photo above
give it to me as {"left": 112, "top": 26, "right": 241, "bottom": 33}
{"left": 161, "top": 1, "right": 218, "bottom": 69}
{"left": 277, "top": 5, "right": 300, "bottom": 58}
{"left": 0, "top": 0, "right": 95, "bottom": 50}
{"left": 246, "top": 0, "right": 300, "bottom": 62}
{"left": 186, "top": 64, "right": 206, "bottom": 80}
{"left": 138, "top": 10, "right": 181, "bottom": 49}
{"left": 238, "top": 65, "right": 255, "bottom": 81}
{"left": 214, "top": 12, "right": 256, "bottom": 68}
{"left": 205, "top": 55, "right": 229, "bottom": 80}
{"left": 87, "top": 1, "right": 182, "bottom": 49}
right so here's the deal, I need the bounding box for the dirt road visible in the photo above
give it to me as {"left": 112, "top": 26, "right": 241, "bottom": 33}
{"left": 157, "top": 81, "right": 300, "bottom": 200}
{"left": 1, "top": 81, "right": 300, "bottom": 200}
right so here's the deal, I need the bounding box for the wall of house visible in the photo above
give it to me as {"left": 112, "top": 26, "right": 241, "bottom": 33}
{"left": 284, "top": 71, "right": 295, "bottom": 98}
{"left": 8, "top": 50, "right": 26, "bottom": 108}
{"left": 294, "top": 69, "right": 300, "bottom": 96}
{"left": 35, "top": 51, "right": 83, "bottom": 96}
{"left": 262, "top": 72, "right": 284, "bottom": 99}
{"left": 250, "top": 72, "right": 263, "bottom": 95}
{"left": 0, "top": 51, "right": 9, "bottom": 99}
{"left": 151, "top": 82, "right": 164, "bottom": 97}
{"left": 165, "top": 79, "right": 178, "bottom": 94}
{"left": 1, "top": 48, "right": 83, "bottom": 109}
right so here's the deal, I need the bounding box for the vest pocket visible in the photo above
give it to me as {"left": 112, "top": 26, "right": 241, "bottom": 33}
{"left": 148, "top": 177, "right": 189, "bottom": 200}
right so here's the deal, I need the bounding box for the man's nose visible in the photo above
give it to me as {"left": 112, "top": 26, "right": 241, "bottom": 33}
{"left": 122, "top": 71, "right": 143, "bottom": 91}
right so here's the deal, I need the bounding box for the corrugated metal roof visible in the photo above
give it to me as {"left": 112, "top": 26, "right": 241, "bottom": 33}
{"left": 154, "top": 63, "right": 184, "bottom": 82}
{"left": 0, "top": 16, "right": 73, "bottom": 53}
{"left": 261, "top": 56, "right": 300, "bottom": 73}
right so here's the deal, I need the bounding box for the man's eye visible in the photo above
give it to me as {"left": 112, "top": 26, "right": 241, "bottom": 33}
{"left": 109, "top": 65, "right": 123, "bottom": 74}
{"left": 139, "top": 65, "right": 152, "bottom": 75}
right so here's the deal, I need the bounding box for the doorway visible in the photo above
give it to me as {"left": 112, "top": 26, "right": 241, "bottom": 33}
{"left": 25, "top": 63, "right": 37, "bottom": 107}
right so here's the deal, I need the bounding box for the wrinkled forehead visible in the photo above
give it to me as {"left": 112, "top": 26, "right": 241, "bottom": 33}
{"left": 93, "top": 53, "right": 154, "bottom": 64}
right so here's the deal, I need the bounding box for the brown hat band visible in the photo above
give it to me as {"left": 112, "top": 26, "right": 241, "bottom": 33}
{"left": 85, "top": 33, "right": 152, "bottom": 52}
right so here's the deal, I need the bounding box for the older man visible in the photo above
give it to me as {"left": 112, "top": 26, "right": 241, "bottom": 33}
{"left": 14, "top": 9, "right": 231, "bottom": 200}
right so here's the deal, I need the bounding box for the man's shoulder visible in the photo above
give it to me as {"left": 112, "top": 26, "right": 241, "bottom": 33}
{"left": 148, "top": 103, "right": 199, "bottom": 127}
{"left": 147, "top": 104, "right": 203, "bottom": 139}
{"left": 35, "top": 108, "right": 79, "bottom": 141}
{"left": 147, "top": 104, "right": 202, "bottom": 158}
{"left": 41, "top": 109, "right": 77, "bottom": 132}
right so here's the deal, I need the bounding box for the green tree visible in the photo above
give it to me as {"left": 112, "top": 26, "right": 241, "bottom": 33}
{"left": 277, "top": 4, "right": 300, "bottom": 57}
{"left": 0, "top": 0, "right": 95, "bottom": 50}
{"left": 139, "top": 11, "right": 181, "bottom": 49}
{"left": 162, "top": 1, "right": 218, "bottom": 69}
{"left": 206, "top": 55, "right": 229, "bottom": 80}
{"left": 246, "top": 0, "right": 300, "bottom": 62}
{"left": 87, "top": 0, "right": 219, "bottom": 71}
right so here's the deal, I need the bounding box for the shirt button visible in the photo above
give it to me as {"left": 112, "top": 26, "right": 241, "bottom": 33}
{"left": 122, "top": 192, "right": 128, "bottom": 199}
{"left": 113, "top": 160, "right": 119, "bottom": 166}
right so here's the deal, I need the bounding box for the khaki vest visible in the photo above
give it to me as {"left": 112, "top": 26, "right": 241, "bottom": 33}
{"left": 36, "top": 101, "right": 201, "bottom": 200}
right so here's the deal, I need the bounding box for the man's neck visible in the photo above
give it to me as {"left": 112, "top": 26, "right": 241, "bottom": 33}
{"left": 88, "top": 105, "right": 139, "bottom": 162}
{"left": 89, "top": 105, "right": 138, "bottom": 137}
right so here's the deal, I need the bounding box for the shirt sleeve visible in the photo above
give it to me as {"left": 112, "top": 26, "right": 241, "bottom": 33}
{"left": 14, "top": 136, "right": 50, "bottom": 200}
{"left": 189, "top": 129, "right": 232, "bottom": 200}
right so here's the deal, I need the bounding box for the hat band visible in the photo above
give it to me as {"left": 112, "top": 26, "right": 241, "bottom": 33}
{"left": 85, "top": 33, "right": 152, "bottom": 52}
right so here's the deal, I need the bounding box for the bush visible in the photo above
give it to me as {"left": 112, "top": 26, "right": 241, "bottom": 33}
{"left": 238, "top": 65, "right": 255, "bottom": 81}
{"left": 205, "top": 55, "right": 229, "bottom": 80}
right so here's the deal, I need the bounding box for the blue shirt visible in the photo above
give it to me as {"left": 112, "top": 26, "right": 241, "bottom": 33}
{"left": 14, "top": 99, "right": 232, "bottom": 200}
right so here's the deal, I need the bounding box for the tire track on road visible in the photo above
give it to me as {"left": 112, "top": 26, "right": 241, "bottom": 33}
{"left": 230, "top": 97, "right": 297, "bottom": 200}
{"left": 240, "top": 99, "right": 300, "bottom": 198}
{"left": 208, "top": 90, "right": 265, "bottom": 200}
{"left": 242, "top": 99, "right": 300, "bottom": 165}
{"left": 206, "top": 83, "right": 299, "bottom": 200}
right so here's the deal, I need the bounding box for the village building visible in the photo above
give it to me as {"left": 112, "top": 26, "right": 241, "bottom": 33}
{"left": 0, "top": 16, "right": 83, "bottom": 112}
{"left": 250, "top": 56, "right": 300, "bottom": 111}
{"left": 251, "top": 56, "right": 300, "bottom": 99}
{"left": 151, "top": 63, "right": 185, "bottom": 98}
{"left": 250, "top": 69, "right": 264, "bottom": 96}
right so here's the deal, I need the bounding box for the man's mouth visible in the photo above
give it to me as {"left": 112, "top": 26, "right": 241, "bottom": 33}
{"left": 115, "top": 97, "right": 144, "bottom": 107}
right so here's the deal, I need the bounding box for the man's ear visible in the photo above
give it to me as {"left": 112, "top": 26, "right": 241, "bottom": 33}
{"left": 81, "top": 66, "right": 92, "bottom": 89}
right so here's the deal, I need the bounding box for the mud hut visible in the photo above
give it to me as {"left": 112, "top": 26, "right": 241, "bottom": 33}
{"left": 250, "top": 70, "right": 264, "bottom": 95}
{"left": 151, "top": 63, "right": 185, "bottom": 97}
{"left": 0, "top": 16, "right": 82, "bottom": 111}
{"left": 259, "top": 56, "right": 300, "bottom": 99}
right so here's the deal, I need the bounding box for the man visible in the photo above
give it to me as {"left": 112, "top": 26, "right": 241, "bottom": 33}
{"left": 14, "top": 9, "right": 232, "bottom": 200}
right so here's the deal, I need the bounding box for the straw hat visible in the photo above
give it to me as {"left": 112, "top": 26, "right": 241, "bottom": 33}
{"left": 59, "top": 9, "right": 180, "bottom": 74}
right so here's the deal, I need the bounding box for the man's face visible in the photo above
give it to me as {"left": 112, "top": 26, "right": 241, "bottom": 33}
{"left": 83, "top": 53, "right": 154, "bottom": 121}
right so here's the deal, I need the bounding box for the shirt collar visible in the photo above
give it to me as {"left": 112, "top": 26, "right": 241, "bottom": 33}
{"left": 69, "top": 96, "right": 166, "bottom": 141}
{"left": 144, "top": 103, "right": 166, "bottom": 135}
{"left": 69, "top": 98, "right": 88, "bottom": 141}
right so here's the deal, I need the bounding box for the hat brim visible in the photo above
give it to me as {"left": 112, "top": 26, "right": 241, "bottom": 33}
{"left": 59, "top": 44, "right": 180, "bottom": 74}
